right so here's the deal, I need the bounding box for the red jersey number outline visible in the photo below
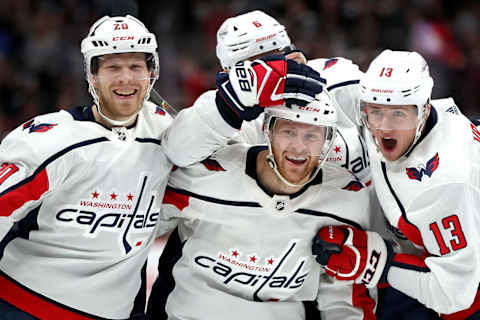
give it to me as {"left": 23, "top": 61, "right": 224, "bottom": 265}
{"left": 0, "top": 163, "right": 19, "bottom": 185}
{"left": 429, "top": 214, "right": 467, "bottom": 255}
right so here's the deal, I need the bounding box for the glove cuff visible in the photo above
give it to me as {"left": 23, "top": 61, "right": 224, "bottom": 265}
{"left": 215, "top": 91, "right": 243, "bottom": 130}
{"left": 356, "top": 231, "right": 390, "bottom": 288}
{"left": 378, "top": 240, "right": 395, "bottom": 285}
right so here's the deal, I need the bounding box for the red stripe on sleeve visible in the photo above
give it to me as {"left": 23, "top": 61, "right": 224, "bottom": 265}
{"left": 398, "top": 216, "right": 424, "bottom": 247}
{"left": 162, "top": 189, "right": 189, "bottom": 211}
{"left": 0, "top": 168, "right": 49, "bottom": 217}
{"left": 0, "top": 274, "right": 94, "bottom": 319}
{"left": 352, "top": 283, "right": 376, "bottom": 319}
{"left": 392, "top": 253, "right": 429, "bottom": 269}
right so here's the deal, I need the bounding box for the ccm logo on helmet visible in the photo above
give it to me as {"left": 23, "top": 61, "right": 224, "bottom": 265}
{"left": 298, "top": 106, "right": 322, "bottom": 113}
{"left": 112, "top": 36, "right": 135, "bottom": 41}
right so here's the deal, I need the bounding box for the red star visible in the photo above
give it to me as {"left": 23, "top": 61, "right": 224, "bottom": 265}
{"left": 334, "top": 146, "right": 341, "bottom": 153}
{"left": 267, "top": 258, "right": 274, "bottom": 265}
{"left": 127, "top": 193, "right": 134, "bottom": 201}
{"left": 232, "top": 250, "right": 239, "bottom": 257}
{"left": 136, "top": 241, "right": 142, "bottom": 247}
{"left": 110, "top": 193, "right": 117, "bottom": 200}
{"left": 92, "top": 191, "right": 99, "bottom": 199}
{"left": 249, "top": 256, "right": 257, "bottom": 263}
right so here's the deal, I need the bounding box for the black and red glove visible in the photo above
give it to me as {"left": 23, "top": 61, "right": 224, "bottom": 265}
{"left": 312, "top": 225, "right": 394, "bottom": 288}
{"left": 215, "top": 54, "right": 326, "bottom": 128}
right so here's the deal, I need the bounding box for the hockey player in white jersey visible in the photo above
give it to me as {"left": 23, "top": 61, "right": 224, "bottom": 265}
{"left": 0, "top": 14, "right": 325, "bottom": 320}
{"left": 147, "top": 11, "right": 374, "bottom": 319}
{"left": 157, "top": 89, "right": 377, "bottom": 320}
{"left": 313, "top": 50, "right": 480, "bottom": 319}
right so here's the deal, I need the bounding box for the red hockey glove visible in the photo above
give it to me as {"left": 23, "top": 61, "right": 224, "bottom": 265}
{"left": 312, "top": 225, "right": 393, "bottom": 288}
{"left": 215, "top": 54, "right": 326, "bottom": 127}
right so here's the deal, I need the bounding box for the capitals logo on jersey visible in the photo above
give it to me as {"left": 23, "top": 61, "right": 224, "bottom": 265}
{"left": 406, "top": 153, "right": 439, "bottom": 181}
{"left": 23, "top": 119, "right": 57, "bottom": 133}
{"left": 323, "top": 58, "right": 339, "bottom": 70}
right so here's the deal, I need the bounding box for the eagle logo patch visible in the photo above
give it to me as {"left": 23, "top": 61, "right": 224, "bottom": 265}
{"left": 406, "top": 153, "right": 439, "bottom": 181}
{"left": 23, "top": 120, "right": 57, "bottom": 133}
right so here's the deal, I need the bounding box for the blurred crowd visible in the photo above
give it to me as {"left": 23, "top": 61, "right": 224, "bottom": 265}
{"left": 0, "top": 0, "right": 479, "bottom": 138}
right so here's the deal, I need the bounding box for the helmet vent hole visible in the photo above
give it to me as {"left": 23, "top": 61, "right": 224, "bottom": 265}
{"left": 260, "top": 45, "right": 264, "bottom": 50}
{"left": 130, "top": 45, "right": 134, "bottom": 48}
{"left": 273, "top": 41, "right": 277, "bottom": 46}
{"left": 314, "top": 117, "right": 318, "bottom": 121}
{"left": 296, "top": 114, "right": 300, "bottom": 118}
{"left": 113, "top": 46, "right": 117, "bottom": 49}
{"left": 373, "top": 97, "right": 377, "bottom": 101}
{"left": 387, "top": 98, "right": 391, "bottom": 102}
{"left": 233, "top": 26, "right": 238, "bottom": 31}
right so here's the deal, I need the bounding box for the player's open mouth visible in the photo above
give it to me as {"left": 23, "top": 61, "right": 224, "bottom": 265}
{"left": 381, "top": 137, "right": 397, "bottom": 151}
{"left": 286, "top": 155, "right": 307, "bottom": 165}
{"left": 113, "top": 89, "right": 138, "bottom": 97}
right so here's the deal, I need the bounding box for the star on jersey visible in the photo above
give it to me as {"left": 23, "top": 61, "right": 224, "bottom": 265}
{"left": 406, "top": 153, "right": 440, "bottom": 181}
{"left": 334, "top": 146, "right": 341, "bottom": 153}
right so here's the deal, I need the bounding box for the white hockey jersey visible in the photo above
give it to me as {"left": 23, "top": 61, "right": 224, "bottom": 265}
{"left": 0, "top": 99, "right": 238, "bottom": 319}
{"left": 159, "top": 144, "right": 378, "bottom": 320}
{"left": 367, "top": 100, "right": 480, "bottom": 316}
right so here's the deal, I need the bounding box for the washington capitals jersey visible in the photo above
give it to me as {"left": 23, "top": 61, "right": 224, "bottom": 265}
{"left": 0, "top": 98, "right": 239, "bottom": 319}
{"left": 159, "top": 144, "right": 377, "bottom": 320}
{"left": 367, "top": 100, "right": 480, "bottom": 316}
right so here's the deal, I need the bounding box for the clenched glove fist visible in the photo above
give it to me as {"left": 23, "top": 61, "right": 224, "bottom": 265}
{"left": 312, "top": 225, "right": 393, "bottom": 288}
{"left": 216, "top": 54, "right": 326, "bottom": 128}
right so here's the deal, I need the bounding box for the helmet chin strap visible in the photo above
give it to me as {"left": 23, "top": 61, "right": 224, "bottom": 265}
{"left": 95, "top": 103, "right": 140, "bottom": 127}
{"left": 89, "top": 79, "right": 154, "bottom": 127}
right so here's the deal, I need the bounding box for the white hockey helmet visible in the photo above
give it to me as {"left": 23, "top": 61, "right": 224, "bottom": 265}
{"left": 359, "top": 50, "right": 434, "bottom": 155}
{"left": 264, "top": 90, "right": 338, "bottom": 187}
{"left": 81, "top": 15, "right": 159, "bottom": 125}
{"left": 359, "top": 50, "right": 433, "bottom": 126}
{"left": 216, "top": 10, "right": 292, "bottom": 70}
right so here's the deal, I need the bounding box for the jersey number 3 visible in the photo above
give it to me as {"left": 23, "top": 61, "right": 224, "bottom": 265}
{"left": 0, "top": 163, "right": 19, "bottom": 185}
{"left": 429, "top": 215, "right": 467, "bottom": 255}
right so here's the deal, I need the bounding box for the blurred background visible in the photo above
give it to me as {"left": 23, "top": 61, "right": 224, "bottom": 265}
{"left": 0, "top": 0, "right": 479, "bottom": 139}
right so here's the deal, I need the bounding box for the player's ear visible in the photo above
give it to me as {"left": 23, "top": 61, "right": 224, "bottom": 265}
{"left": 91, "top": 75, "right": 99, "bottom": 88}
{"left": 424, "top": 103, "right": 431, "bottom": 121}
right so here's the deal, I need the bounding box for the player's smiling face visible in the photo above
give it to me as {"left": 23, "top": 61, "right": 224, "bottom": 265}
{"left": 364, "top": 104, "right": 419, "bottom": 161}
{"left": 271, "top": 119, "right": 325, "bottom": 185}
{"left": 93, "top": 53, "right": 150, "bottom": 121}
